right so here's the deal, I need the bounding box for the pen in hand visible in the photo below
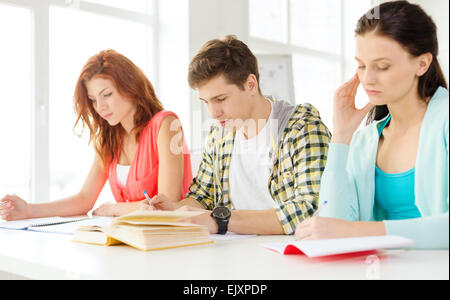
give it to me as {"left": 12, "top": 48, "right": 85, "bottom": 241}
{"left": 143, "top": 190, "right": 156, "bottom": 210}
{"left": 312, "top": 201, "right": 328, "bottom": 217}
{"left": 294, "top": 201, "right": 329, "bottom": 241}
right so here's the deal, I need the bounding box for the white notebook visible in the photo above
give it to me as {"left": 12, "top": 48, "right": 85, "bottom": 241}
{"left": 210, "top": 232, "right": 257, "bottom": 241}
{"left": 261, "top": 235, "right": 414, "bottom": 258}
{"left": 0, "top": 216, "right": 114, "bottom": 235}
{"left": 29, "top": 217, "right": 114, "bottom": 234}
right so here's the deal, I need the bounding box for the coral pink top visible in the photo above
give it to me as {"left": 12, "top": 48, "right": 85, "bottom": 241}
{"left": 108, "top": 111, "right": 192, "bottom": 202}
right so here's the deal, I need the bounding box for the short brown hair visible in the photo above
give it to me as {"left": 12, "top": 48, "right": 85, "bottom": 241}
{"left": 188, "top": 35, "right": 261, "bottom": 92}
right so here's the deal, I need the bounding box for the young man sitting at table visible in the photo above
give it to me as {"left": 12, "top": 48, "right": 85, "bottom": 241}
{"left": 150, "top": 35, "right": 331, "bottom": 235}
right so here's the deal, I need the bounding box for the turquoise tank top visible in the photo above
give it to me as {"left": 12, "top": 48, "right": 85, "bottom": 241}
{"left": 374, "top": 116, "right": 421, "bottom": 220}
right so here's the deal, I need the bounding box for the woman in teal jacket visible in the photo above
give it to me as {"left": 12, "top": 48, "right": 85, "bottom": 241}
{"left": 295, "top": 1, "right": 448, "bottom": 249}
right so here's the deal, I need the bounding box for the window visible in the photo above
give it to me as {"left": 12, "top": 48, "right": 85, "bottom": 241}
{"left": 249, "top": 0, "right": 372, "bottom": 132}
{"left": 0, "top": 0, "right": 190, "bottom": 206}
{"left": 290, "top": 0, "right": 340, "bottom": 55}
{"left": 0, "top": 0, "right": 161, "bottom": 205}
{"left": 84, "top": 0, "right": 152, "bottom": 14}
{"left": 0, "top": 4, "right": 32, "bottom": 200}
{"left": 292, "top": 54, "right": 339, "bottom": 130}
{"left": 49, "top": 4, "right": 155, "bottom": 201}
{"left": 249, "top": 0, "right": 288, "bottom": 43}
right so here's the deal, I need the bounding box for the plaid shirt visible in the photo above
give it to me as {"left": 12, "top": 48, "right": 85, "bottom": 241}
{"left": 186, "top": 102, "right": 331, "bottom": 234}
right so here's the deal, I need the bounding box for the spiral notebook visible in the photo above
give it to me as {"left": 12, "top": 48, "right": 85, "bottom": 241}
{"left": 0, "top": 216, "right": 91, "bottom": 231}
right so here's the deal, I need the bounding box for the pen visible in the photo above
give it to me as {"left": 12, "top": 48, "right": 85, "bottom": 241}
{"left": 143, "top": 190, "right": 155, "bottom": 210}
{"left": 312, "top": 201, "right": 328, "bottom": 217}
{"left": 143, "top": 190, "right": 151, "bottom": 204}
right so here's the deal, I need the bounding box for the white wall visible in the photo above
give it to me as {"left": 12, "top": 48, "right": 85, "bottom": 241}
{"left": 378, "top": 0, "right": 449, "bottom": 84}
{"left": 188, "top": 0, "right": 249, "bottom": 153}
{"left": 158, "top": 0, "right": 190, "bottom": 142}
{"left": 411, "top": 0, "right": 449, "bottom": 84}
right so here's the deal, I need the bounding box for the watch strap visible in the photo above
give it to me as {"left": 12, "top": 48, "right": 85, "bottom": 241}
{"left": 216, "top": 218, "right": 228, "bottom": 234}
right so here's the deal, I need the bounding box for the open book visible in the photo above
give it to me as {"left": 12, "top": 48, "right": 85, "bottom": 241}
{"left": 72, "top": 210, "right": 214, "bottom": 251}
{"left": 261, "top": 235, "right": 414, "bottom": 258}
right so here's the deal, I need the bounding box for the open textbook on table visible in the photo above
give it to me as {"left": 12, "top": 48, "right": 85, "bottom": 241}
{"left": 72, "top": 210, "right": 213, "bottom": 251}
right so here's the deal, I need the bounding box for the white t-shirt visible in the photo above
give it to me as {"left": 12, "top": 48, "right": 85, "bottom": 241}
{"left": 229, "top": 102, "right": 275, "bottom": 210}
{"left": 116, "top": 164, "right": 131, "bottom": 187}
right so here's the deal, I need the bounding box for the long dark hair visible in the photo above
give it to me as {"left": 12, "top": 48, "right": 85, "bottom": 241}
{"left": 355, "top": 1, "right": 448, "bottom": 124}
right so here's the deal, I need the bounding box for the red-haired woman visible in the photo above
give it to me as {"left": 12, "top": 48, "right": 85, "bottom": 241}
{"left": 0, "top": 50, "right": 192, "bottom": 220}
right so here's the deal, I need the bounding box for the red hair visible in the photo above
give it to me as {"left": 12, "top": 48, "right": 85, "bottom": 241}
{"left": 73, "top": 49, "right": 163, "bottom": 168}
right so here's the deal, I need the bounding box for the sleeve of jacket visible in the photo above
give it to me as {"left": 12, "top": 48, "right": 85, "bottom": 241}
{"left": 317, "top": 142, "right": 360, "bottom": 221}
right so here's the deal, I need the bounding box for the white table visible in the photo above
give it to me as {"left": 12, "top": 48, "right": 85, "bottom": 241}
{"left": 0, "top": 228, "right": 448, "bottom": 280}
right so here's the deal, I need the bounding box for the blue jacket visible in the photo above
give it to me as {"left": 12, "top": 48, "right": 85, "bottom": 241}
{"left": 319, "top": 87, "right": 449, "bottom": 249}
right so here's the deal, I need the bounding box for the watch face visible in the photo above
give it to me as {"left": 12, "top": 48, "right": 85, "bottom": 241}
{"left": 213, "top": 206, "right": 231, "bottom": 219}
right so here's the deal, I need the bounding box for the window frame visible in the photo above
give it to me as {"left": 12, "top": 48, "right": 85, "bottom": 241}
{"left": 248, "top": 0, "right": 350, "bottom": 93}
{"left": 0, "top": 0, "right": 159, "bottom": 203}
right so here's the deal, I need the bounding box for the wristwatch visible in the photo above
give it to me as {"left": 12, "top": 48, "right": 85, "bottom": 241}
{"left": 211, "top": 206, "right": 231, "bottom": 234}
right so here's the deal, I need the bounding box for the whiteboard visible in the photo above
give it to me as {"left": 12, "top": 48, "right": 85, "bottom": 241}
{"left": 256, "top": 54, "right": 295, "bottom": 104}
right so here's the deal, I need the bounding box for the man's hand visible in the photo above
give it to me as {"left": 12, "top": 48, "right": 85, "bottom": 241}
{"left": 177, "top": 205, "right": 218, "bottom": 234}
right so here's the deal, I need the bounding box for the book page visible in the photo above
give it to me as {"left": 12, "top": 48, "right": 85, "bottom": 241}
{"left": 116, "top": 210, "right": 206, "bottom": 223}
{"left": 28, "top": 217, "right": 114, "bottom": 234}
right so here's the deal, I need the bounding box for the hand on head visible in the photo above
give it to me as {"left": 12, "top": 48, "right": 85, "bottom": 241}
{"left": 332, "top": 73, "right": 374, "bottom": 144}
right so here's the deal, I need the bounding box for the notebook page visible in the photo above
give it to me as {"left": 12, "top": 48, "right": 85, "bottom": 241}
{"left": 0, "top": 216, "right": 85, "bottom": 230}
{"left": 262, "top": 242, "right": 291, "bottom": 254}
{"left": 297, "top": 236, "right": 414, "bottom": 257}
{"left": 29, "top": 216, "right": 115, "bottom": 234}
{"left": 210, "top": 232, "right": 257, "bottom": 241}
{"left": 262, "top": 235, "right": 414, "bottom": 257}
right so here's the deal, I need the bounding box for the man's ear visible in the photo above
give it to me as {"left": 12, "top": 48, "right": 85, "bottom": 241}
{"left": 245, "top": 74, "right": 260, "bottom": 94}
{"left": 416, "top": 52, "right": 433, "bottom": 77}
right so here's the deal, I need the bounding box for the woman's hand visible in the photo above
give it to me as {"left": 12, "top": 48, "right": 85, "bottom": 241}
{"left": 295, "top": 216, "right": 386, "bottom": 240}
{"left": 92, "top": 200, "right": 154, "bottom": 217}
{"left": 149, "top": 194, "right": 180, "bottom": 211}
{"left": 0, "top": 194, "right": 32, "bottom": 221}
{"left": 92, "top": 202, "right": 120, "bottom": 217}
{"left": 332, "top": 73, "right": 374, "bottom": 145}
